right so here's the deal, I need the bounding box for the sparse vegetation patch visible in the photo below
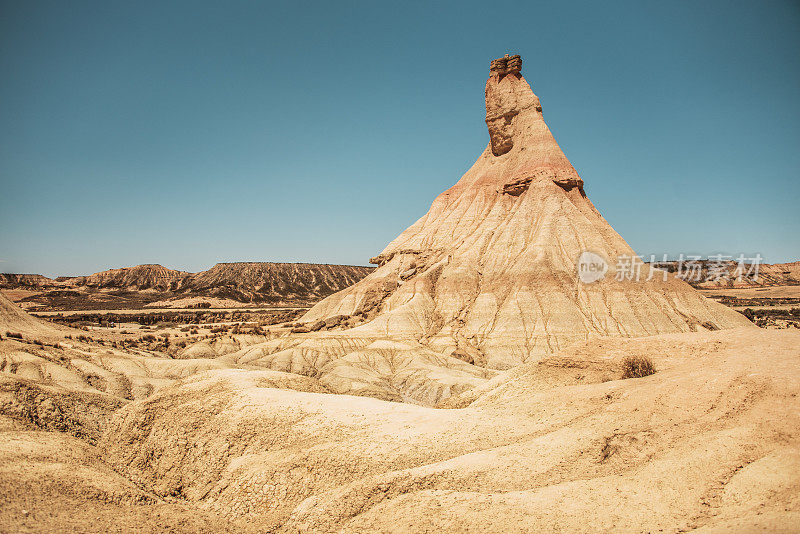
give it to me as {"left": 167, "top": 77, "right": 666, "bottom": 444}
{"left": 621, "top": 355, "right": 656, "bottom": 379}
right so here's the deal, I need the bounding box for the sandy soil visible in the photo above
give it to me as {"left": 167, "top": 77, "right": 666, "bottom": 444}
{"left": 1, "top": 288, "right": 798, "bottom": 532}
{"left": 143, "top": 296, "right": 265, "bottom": 309}
{"left": 2, "top": 323, "right": 798, "bottom": 532}
{"left": 0, "top": 289, "right": 43, "bottom": 308}
{"left": 700, "top": 286, "right": 800, "bottom": 299}
{"left": 32, "top": 306, "right": 304, "bottom": 316}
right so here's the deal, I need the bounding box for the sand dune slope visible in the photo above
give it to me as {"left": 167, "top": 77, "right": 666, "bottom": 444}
{"left": 0, "top": 292, "right": 72, "bottom": 339}
{"left": 100, "top": 328, "right": 800, "bottom": 532}
{"left": 215, "top": 334, "right": 495, "bottom": 405}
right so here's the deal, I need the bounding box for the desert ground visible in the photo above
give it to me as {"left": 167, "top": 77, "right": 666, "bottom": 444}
{"left": 2, "top": 55, "right": 798, "bottom": 533}
{"left": 2, "top": 293, "right": 799, "bottom": 533}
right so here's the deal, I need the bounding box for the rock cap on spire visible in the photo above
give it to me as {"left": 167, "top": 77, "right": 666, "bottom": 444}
{"left": 489, "top": 54, "right": 522, "bottom": 78}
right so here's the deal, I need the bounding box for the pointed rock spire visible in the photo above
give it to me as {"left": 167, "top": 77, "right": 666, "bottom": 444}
{"left": 300, "top": 57, "right": 752, "bottom": 368}
{"left": 485, "top": 54, "right": 540, "bottom": 156}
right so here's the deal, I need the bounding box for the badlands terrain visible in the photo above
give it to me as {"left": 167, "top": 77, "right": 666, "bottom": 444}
{"left": 0, "top": 262, "right": 374, "bottom": 310}
{"left": 1, "top": 55, "right": 799, "bottom": 533}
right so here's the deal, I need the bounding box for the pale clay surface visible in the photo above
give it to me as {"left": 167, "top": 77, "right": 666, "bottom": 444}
{"left": 0, "top": 56, "right": 796, "bottom": 533}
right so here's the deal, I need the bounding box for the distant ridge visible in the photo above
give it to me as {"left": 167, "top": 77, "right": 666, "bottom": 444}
{"left": 0, "top": 273, "right": 57, "bottom": 289}
{"left": 73, "top": 264, "right": 189, "bottom": 291}
{"left": 656, "top": 260, "right": 800, "bottom": 289}
{"left": 185, "top": 262, "right": 374, "bottom": 303}
{"left": 212, "top": 261, "right": 372, "bottom": 267}
{"left": 1, "top": 262, "right": 375, "bottom": 307}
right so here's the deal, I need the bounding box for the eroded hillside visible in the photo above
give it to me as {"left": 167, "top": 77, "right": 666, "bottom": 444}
{"left": 1, "top": 262, "right": 375, "bottom": 310}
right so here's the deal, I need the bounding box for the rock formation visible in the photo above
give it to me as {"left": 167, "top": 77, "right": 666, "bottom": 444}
{"left": 2, "top": 262, "right": 375, "bottom": 308}
{"left": 300, "top": 54, "right": 752, "bottom": 368}
{"left": 74, "top": 264, "right": 190, "bottom": 291}
{"left": 2, "top": 56, "right": 797, "bottom": 533}
{"left": 486, "top": 54, "right": 538, "bottom": 156}
{"left": 186, "top": 262, "right": 374, "bottom": 303}
{"left": 0, "top": 273, "right": 57, "bottom": 289}
{"left": 665, "top": 260, "right": 800, "bottom": 289}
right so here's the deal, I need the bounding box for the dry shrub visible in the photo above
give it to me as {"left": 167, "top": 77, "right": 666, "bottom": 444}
{"left": 621, "top": 355, "right": 656, "bottom": 379}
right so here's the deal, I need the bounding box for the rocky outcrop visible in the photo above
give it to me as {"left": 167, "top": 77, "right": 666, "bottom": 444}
{"left": 0, "top": 273, "right": 57, "bottom": 289}
{"left": 485, "top": 54, "right": 541, "bottom": 156}
{"left": 73, "top": 264, "right": 189, "bottom": 291}
{"left": 183, "top": 262, "right": 374, "bottom": 303}
{"left": 656, "top": 260, "right": 800, "bottom": 289}
{"left": 3, "top": 263, "right": 375, "bottom": 306}
{"left": 489, "top": 54, "right": 522, "bottom": 77}
{"left": 300, "top": 55, "right": 752, "bottom": 368}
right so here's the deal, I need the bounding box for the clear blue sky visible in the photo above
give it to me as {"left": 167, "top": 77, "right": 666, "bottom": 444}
{"left": 1, "top": 0, "right": 798, "bottom": 277}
